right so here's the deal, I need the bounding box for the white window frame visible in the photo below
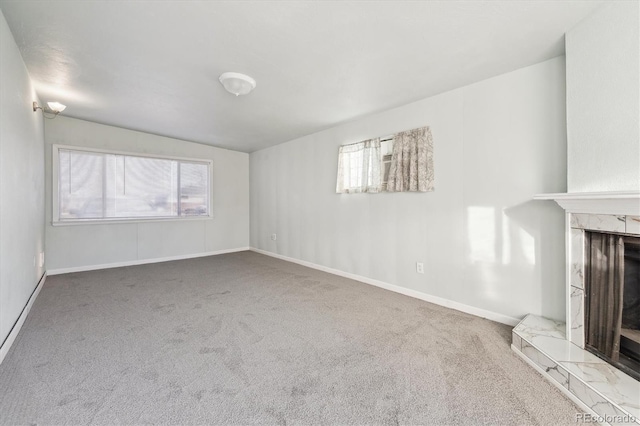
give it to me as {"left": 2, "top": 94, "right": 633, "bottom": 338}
{"left": 52, "top": 144, "right": 213, "bottom": 225}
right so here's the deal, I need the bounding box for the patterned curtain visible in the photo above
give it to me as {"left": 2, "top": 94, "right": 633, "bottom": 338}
{"left": 335, "top": 138, "right": 381, "bottom": 194}
{"left": 386, "top": 126, "right": 434, "bottom": 192}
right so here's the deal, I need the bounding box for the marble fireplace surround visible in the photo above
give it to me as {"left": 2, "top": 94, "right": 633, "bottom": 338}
{"left": 512, "top": 191, "right": 640, "bottom": 424}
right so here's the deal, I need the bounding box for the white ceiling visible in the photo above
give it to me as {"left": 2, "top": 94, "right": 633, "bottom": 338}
{"left": 1, "top": 1, "right": 605, "bottom": 152}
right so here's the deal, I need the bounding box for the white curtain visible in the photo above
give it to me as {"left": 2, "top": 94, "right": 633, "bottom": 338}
{"left": 336, "top": 138, "right": 381, "bottom": 193}
{"left": 387, "top": 126, "right": 434, "bottom": 192}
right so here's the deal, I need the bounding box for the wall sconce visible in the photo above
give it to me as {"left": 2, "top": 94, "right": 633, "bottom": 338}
{"left": 33, "top": 101, "right": 66, "bottom": 119}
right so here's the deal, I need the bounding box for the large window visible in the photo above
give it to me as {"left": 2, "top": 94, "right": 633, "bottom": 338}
{"left": 53, "top": 146, "right": 211, "bottom": 222}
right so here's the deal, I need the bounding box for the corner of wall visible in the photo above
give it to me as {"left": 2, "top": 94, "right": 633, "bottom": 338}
{"left": 566, "top": 1, "right": 640, "bottom": 192}
{"left": 0, "top": 8, "right": 47, "bottom": 354}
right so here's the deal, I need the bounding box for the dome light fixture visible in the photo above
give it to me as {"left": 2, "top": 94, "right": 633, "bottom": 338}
{"left": 219, "top": 72, "right": 256, "bottom": 96}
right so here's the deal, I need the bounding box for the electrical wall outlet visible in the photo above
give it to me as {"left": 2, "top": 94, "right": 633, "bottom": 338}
{"left": 416, "top": 262, "right": 424, "bottom": 274}
{"left": 271, "top": 234, "right": 277, "bottom": 241}
{"left": 39, "top": 252, "right": 45, "bottom": 268}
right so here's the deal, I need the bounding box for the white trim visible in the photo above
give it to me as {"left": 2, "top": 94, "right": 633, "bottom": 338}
{"left": 250, "top": 248, "right": 519, "bottom": 327}
{"left": 511, "top": 346, "right": 599, "bottom": 423}
{"left": 565, "top": 211, "right": 572, "bottom": 339}
{"left": 50, "top": 215, "right": 214, "bottom": 227}
{"left": 534, "top": 191, "right": 640, "bottom": 215}
{"left": 53, "top": 145, "right": 60, "bottom": 222}
{"left": 0, "top": 273, "right": 47, "bottom": 366}
{"left": 52, "top": 143, "right": 213, "bottom": 164}
{"left": 47, "top": 247, "right": 250, "bottom": 275}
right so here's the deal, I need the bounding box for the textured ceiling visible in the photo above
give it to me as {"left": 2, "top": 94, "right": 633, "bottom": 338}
{"left": 0, "top": 1, "right": 604, "bottom": 152}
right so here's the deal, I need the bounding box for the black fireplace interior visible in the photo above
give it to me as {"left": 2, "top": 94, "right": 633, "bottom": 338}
{"left": 621, "top": 238, "right": 640, "bottom": 371}
{"left": 585, "top": 232, "right": 640, "bottom": 380}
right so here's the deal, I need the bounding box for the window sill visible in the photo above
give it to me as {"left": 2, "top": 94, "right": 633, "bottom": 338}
{"left": 51, "top": 216, "right": 213, "bottom": 226}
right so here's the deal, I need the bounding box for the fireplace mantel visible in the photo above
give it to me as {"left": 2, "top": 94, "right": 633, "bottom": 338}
{"left": 534, "top": 191, "right": 640, "bottom": 215}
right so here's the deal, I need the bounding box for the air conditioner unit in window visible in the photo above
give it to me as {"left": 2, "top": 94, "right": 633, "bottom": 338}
{"left": 381, "top": 154, "right": 392, "bottom": 191}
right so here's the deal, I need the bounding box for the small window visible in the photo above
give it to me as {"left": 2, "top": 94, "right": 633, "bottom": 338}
{"left": 53, "top": 146, "right": 211, "bottom": 222}
{"left": 337, "top": 126, "right": 434, "bottom": 194}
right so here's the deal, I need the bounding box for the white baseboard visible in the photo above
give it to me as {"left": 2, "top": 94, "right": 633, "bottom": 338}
{"left": 250, "top": 248, "right": 520, "bottom": 327}
{"left": 0, "top": 273, "right": 47, "bottom": 365}
{"left": 47, "top": 247, "right": 251, "bottom": 275}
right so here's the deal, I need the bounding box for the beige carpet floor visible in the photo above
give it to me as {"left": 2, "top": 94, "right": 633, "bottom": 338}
{"left": 0, "top": 251, "right": 581, "bottom": 425}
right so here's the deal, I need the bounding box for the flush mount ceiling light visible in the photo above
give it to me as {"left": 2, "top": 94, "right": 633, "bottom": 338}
{"left": 33, "top": 101, "right": 67, "bottom": 119}
{"left": 219, "top": 72, "right": 256, "bottom": 96}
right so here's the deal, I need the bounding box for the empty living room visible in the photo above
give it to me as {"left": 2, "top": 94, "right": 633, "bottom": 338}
{"left": 1, "top": 1, "right": 639, "bottom": 424}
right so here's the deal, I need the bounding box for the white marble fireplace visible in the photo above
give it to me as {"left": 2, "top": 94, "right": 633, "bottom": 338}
{"left": 512, "top": 191, "right": 640, "bottom": 425}
{"left": 566, "top": 202, "right": 640, "bottom": 351}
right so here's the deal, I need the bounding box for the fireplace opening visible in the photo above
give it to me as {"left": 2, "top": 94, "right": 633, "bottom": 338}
{"left": 585, "top": 232, "right": 640, "bottom": 380}
{"left": 621, "top": 238, "right": 640, "bottom": 373}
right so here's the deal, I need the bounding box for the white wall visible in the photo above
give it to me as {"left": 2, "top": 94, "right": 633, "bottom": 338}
{"left": 0, "top": 9, "right": 45, "bottom": 345}
{"left": 45, "top": 117, "right": 249, "bottom": 271}
{"left": 566, "top": 1, "right": 640, "bottom": 192}
{"left": 251, "top": 57, "right": 567, "bottom": 323}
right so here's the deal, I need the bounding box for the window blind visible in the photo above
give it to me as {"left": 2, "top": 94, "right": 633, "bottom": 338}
{"left": 57, "top": 148, "right": 210, "bottom": 221}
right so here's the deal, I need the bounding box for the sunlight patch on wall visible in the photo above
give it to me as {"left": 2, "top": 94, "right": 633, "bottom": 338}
{"left": 516, "top": 227, "right": 536, "bottom": 266}
{"left": 467, "top": 206, "right": 496, "bottom": 264}
{"left": 502, "top": 214, "right": 511, "bottom": 266}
